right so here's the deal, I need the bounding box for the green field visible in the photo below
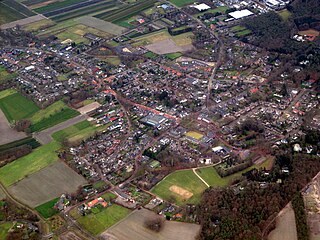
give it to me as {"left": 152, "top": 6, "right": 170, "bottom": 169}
{"left": 0, "top": 1, "right": 27, "bottom": 25}
{"left": 0, "top": 67, "right": 17, "bottom": 84}
{"left": 0, "top": 222, "right": 13, "bottom": 239}
{"left": 278, "top": 9, "right": 292, "bottom": 21}
{"left": 34, "top": 0, "right": 87, "bottom": 13}
{"left": 0, "top": 141, "right": 61, "bottom": 187}
{"left": 0, "top": 89, "right": 17, "bottom": 100}
{"left": 165, "top": 52, "right": 182, "bottom": 60}
{"left": 29, "top": 107, "right": 79, "bottom": 132}
{"left": 235, "top": 29, "right": 252, "bottom": 37}
{"left": 71, "top": 204, "right": 131, "bottom": 235}
{"left": 169, "top": 0, "right": 194, "bottom": 7}
{"left": 35, "top": 198, "right": 59, "bottom": 218}
{"left": 0, "top": 137, "right": 40, "bottom": 153}
{"left": 151, "top": 170, "right": 207, "bottom": 205}
{"left": 0, "top": 91, "right": 40, "bottom": 123}
{"left": 52, "top": 120, "right": 102, "bottom": 143}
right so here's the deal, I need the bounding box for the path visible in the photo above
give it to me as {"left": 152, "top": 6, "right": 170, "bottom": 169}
{"left": 193, "top": 168, "right": 210, "bottom": 187}
{"left": 33, "top": 114, "right": 88, "bottom": 145}
{"left": 0, "top": 109, "right": 27, "bottom": 145}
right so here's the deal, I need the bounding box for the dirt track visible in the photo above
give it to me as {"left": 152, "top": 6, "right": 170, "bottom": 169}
{"left": 0, "top": 109, "right": 27, "bottom": 145}
{"left": 33, "top": 114, "right": 88, "bottom": 145}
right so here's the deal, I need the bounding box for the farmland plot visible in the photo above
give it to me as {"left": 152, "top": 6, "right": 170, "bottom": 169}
{"left": 8, "top": 161, "right": 87, "bottom": 207}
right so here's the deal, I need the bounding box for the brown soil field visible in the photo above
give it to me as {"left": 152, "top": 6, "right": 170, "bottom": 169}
{"left": 8, "top": 161, "right": 87, "bottom": 208}
{"left": 169, "top": 185, "right": 193, "bottom": 200}
{"left": 0, "top": 109, "right": 27, "bottom": 145}
{"left": 268, "top": 203, "right": 298, "bottom": 240}
{"left": 101, "top": 208, "right": 200, "bottom": 240}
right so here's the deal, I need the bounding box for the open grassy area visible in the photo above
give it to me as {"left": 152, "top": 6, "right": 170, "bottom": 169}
{"left": 0, "top": 89, "right": 17, "bottom": 100}
{"left": 52, "top": 120, "right": 101, "bottom": 143}
{"left": 169, "top": 0, "right": 194, "bottom": 7}
{"left": 30, "top": 100, "right": 70, "bottom": 123}
{"left": 29, "top": 106, "right": 79, "bottom": 132}
{"left": 0, "top": 222, "right": 13, "bottom": 239}
{"left": 71, "top": 204, "right": 131, "bottom": 235}
{"left": 0, "top": 141, "right": 60, "bottom": 187}
{"left": 0, "top": 67, "right": 17, "bottom": 84}
{"left": 22, "top": 19, "right": 55, "bottom": 32}
{"left": 0, "top": 91, "right": 40, "bottom": 123}
{"left": 34, "top": 0, "right": 87, "bottom": 13}
{"left": 165, "top": 52, "right": 182, "bottom": 60}
{"left": 194, "top": 6, "right": 228, "bottom": 17}
{"left": 151, "top": 169, "right": 207, "bottom": 205}
{"left": 235, "top": 29, "right": 252, "bottom": 37}
{"left": 35, "top": 198, "right": 59, "bottom": 219}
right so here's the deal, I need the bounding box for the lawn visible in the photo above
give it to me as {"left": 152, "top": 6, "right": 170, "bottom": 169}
{"left": 151, "top": 169, "right": 207, "bottom": 205}
{"left": 0, "top": 91, "right": 40, "bottom": 123}
{"left": 71, "top": 204, "right": 131, "bottom": 235}
{"left": 165, "top": 52, "right": 182, "bottom": 60}
{"left": 0, "top": 222, "right": 13, "bottom": 239}
{"left": 35, "top": 198, "right": 59, "bottom": 218}
{"left": 169, "top": 0, "right": 195, "bottom": 7}
{"left": 235, "top": 29, "right": 252, "bottom": 37}
{"left": 0, "top": 89, "right": 16, "bottom": 100}
{"left": 52, "top": 120, "right": 100, "bottom": 143}
{"left": 0, "top": 141, "right": 61, "bottom": 187}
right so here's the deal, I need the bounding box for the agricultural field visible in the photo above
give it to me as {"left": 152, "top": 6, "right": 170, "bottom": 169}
{"left": 35, "top": 197, "right": 59, "bottom": 218}
{"left": 95, "top": 0, "right": 156, "bottom": 23}
{"left": 29, "top": 104, "right": 79, "bottom": 132}
{"left": 22, "top": 19, "right": 55, "bottom": 32}
{"left": 0, "top": 141, "right": 61, "bottom": 187}
{"left": 50, "top": 0, "right": 121, "bottom": 22}
{"left": 76, "top": 16, "right": 125, "bottom": 35}
{"left": 151, "top": 169, "right": 207, "bottom": 205}
{"left": 0, "top": 0, "right": 35, "bottom": 25}
{"left": 52, "top": 120, "right": 102, "bottom": 143}
{"left": 71, "top": 204, "right": 131, "bottom": 235}
{"left": 34, "top": 0, "right": 89, "bottom": 13}
{"left": 0, "top": 90, "right": 40, "bottom": 123}
{"left": 0, "top": 136, "right": 40, "bottom": 153}
{"left": 8, "top": 161, "right": 87, "bottom": 207}
{"left": 103, "top": 208, "right": 201, "bottom": 240}
{"left": 169, "top": 0, "right": 195, "bottom": 7}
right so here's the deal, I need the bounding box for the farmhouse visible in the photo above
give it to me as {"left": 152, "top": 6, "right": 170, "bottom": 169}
{"left": 86, "top": 197, "right": 108, "bottom": 208}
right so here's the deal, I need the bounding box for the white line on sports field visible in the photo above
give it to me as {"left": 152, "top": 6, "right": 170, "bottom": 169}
{"left": 192, "top": 168, "right": 210, "bottom": 188}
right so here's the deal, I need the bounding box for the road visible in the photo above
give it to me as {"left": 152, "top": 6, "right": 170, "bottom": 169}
{"left": 33, "top": 114, "right": 88, "bottom": 145}
{"left": 193, "top": 168, "right": 210, "bottom": 187}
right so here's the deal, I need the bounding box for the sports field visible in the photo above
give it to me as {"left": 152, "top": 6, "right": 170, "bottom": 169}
{"left": 71, "top": 204, "right": 131, "bottom": 235}
{"left": 9, "top": 161, "right": 87, "bottom": 207}
{"left": 0, "top": 141, "right": 60, "bottom": 187}
{"left": 185, "top": 131, "right": 204, "bottom": 140}
{"left": 35, "top": 197, "right": 59, "bottom": 218}
{"left": 151, "top": 169, "right": 207, "bottom": 205}
{"left": 0, "top": 90, "right": 40, "bottom": 123}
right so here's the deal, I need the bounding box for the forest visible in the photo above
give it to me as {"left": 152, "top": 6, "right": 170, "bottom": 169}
{"left": 197, "top": 153, "right": 319, "bottom": 239}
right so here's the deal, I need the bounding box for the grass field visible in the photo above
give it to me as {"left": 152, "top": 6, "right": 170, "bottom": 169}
{"left": 0, "top": 222, "right": 13, "bottom": 239}
{"left": 0, "top": 91, "right": 40, "bottom": 123}
{"left": 169, "top": 0, "right": 194, "bottom": 7}
{"left": 151, "top": 170, "right": 207, "bottom": 205}
{"left": 22, "top": 19, "right": 55, "bottom": 32}
{"left": 165, "top": 52, "right": 182, "bottom": 60}
{"left": 9, "top": 161, "right": 87, "bottom": 207}
{"left": 0, "top": 67, "right": 17, "bottom": 84}
{"left": 52, "top": 120, "right": 101, "bottom": 143}
{"left": 0, "top": 89, "right": 17, "bottom": 100}
{"left": 185, "top": 131, "right": 204, "bottom": 140}
{"left": 29, "top": 107, "right": 79, "bottom": 132}
{"left": 194, "top": 6, "right": 228, "bottom": 17}
{"left": 71, "top": 204, "right": 131, "bottom": 235}
{"left": 0, "top": 141, "right": 60, "bottom": 187}
{"left": 35, "top": 198, "right": 59, "bottom": 218}
{"left": 235, "top": 29, "right": 252, "bottom": 37}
